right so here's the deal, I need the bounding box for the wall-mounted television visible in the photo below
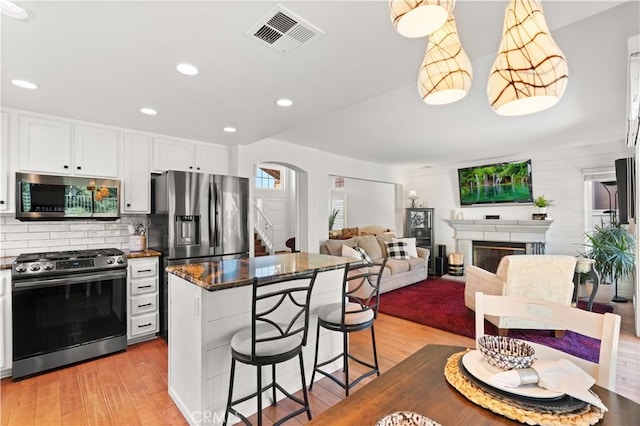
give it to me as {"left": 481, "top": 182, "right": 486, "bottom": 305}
{"left": 458, "top": 159, "right": 533, "bottom": 206}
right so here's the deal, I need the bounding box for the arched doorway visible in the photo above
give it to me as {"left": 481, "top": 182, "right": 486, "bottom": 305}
{"left": 252, "top": 162, "right": 308, "bottom": 253}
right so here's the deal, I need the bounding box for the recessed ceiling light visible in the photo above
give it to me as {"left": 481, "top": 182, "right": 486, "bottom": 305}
{"left": 1, "top": 0, "right": 32, "bottom": 20}
{"left": 140, "top": 108, "right": 158, "bottom": 116}
{"left": 11, "top": 79, "right": 38, "bottom": 90}
{"left": 276, "top": 98, "right": 293, "bottom": 107}
{"left": 223, "top": 127, "right": 237, "bottom": 133}
{"left": 176, "top": 63, "right": 199, "bottom": 76}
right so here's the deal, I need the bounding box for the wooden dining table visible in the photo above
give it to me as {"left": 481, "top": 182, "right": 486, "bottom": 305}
{"left": 307, "top": 344, "right": 639, "bottom": 425}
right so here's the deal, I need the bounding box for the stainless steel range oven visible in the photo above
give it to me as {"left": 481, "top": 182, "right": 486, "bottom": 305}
{"left": 11, "top": 248, "right": 127, "bottom": 379}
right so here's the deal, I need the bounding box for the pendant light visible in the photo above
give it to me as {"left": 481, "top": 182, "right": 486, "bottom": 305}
{"left": 418, "top": 13, "right": 472, "bottom": 105}
{"left": 389, "top": 0, "right": 455, "bottom": 38}
{"left": 488, "top": 0, "right": 568, "bottom": 116}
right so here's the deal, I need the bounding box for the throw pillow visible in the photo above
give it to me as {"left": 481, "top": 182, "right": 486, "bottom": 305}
{"left": 341, "top": 245, "right": 360, "bottom": 259}
{"left": 353, "top": 246, "right": 373, "bottom": 263}
{"left": 392, "top": 237, "right": 418, "bottom": 258}
{"left": 342, "top": 227, "right": 359, "bottom": 238}
{"left": 385, "top": 241, "right": 410, "bottom": 260}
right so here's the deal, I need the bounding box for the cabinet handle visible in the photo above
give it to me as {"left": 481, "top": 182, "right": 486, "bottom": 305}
{"left": 197, "top": 167, "right": 200, "bottom": 170}
{"left": 138, "top": 323, "right": 152, "bottom": 328}
{"left": 138, "top": 303, "right": 153, "bottom": 308}
{"left": 189, "top": 166, "right": 193, "bottom": 169}
{"left": 0, "top": 201, "right": 4, "bottom": 205}
{"left": 63, "top": 165, "right": 69, "bottom": 169}
{"left": 138, "top": 284, "right": 153, "bottom": 289}
{"left": 137, "top": 269, "right": 152, "bottom": 273}
{"left": 77, "top": 166, "right": 82, "bottom": 170}
{"left": 126, "top": 203, "right": 131, "bottom": 207}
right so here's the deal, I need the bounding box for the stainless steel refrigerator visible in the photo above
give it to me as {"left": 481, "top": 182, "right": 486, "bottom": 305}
{"left": 149, "top": 171, "right": 250, "bottom": 338}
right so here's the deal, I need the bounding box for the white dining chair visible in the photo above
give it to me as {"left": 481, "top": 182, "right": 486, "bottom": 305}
{"left": 474, "top": 292, "right": 621, "bottom": 391}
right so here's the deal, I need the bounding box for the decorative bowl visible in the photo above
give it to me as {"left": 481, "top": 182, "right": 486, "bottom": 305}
{"left": 477, "top": 336, "right": 535, "bottom": 370}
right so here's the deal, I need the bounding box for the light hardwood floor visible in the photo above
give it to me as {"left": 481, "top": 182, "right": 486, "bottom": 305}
{"left": 1, "top": 304, "right": 637, "bottom": 425}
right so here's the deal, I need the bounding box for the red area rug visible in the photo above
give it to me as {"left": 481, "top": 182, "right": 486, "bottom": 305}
{"left": 378, "top": 278, "right": 613, "bottom": 363}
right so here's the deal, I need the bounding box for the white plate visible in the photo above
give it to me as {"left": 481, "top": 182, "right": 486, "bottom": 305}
{"left": 461, "top": 350, "right": 564, "bottom": 399}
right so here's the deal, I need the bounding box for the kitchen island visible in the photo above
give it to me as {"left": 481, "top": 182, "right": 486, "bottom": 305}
{"left": 166, "top": 252, "right": 355, "bottom": 425}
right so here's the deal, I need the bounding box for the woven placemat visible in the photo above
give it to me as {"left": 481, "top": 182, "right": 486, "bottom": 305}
{"left": 444, "top": 351, "right": 605, "bottom": 425}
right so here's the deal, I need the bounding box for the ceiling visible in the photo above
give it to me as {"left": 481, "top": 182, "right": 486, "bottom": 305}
{"left": 2, "top": 1, "right": 639, "bottom": 167}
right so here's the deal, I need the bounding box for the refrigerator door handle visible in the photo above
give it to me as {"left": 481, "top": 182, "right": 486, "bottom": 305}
{"left": 214, "top": 181, "right": 222, "bottom": 247}
{"left": 208, "top": 182, "right": 214, "bottom": 247}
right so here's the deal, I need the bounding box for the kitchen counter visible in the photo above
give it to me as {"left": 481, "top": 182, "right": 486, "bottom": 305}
{"left": 0, "top": 257, "right": 16, "bottom": 270}
{"left": 124, "top": 248, "right": 162, "bottom": 259}
{"left": 166, "top": 252, "right": 357, "bottom": 291}
{"left": 167, "top": 252, "right": 351, "bottom": 424}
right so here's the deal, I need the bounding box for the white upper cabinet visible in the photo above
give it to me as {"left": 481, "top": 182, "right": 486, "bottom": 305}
{"left": 73, "top": 125, "right": 120, "bottom": 177}
{"left": 18, "top": 115, "right": 72, "bottom": 174}
{"left": 152, "top": 137, "right": 229, "bottom": 174}
{"left": 0, "top": 112, "right": 12, "bottom": 212}
{"left": 195, "top": 144, "right": 229, "bottom": 175}
{"left": 152, "top": 137, "right": 195, "bottom": 172}
{"left": 18, "top": 115, "right": 120, "bottom": 178}
{"left": 123, "top": 133, "right": 151, "bottom": 213}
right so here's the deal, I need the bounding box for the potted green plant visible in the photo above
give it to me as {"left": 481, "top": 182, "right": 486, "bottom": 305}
{"left": 329, "top": 209, "right": 340, "bottom": 231}
{"left": 533, "top": 195, "right": 554, "bottom": 213}
{"left": 584, "top": 223, "right": 635, "bottom": 302}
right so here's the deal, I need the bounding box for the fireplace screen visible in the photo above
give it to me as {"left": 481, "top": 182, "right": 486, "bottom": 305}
{"left": 473, "top": 241, "right": 526, "bottom": 273}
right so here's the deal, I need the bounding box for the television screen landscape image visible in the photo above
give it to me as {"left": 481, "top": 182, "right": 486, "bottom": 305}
{"left": 458, "top": 159, "right": 533, "bottom": 206}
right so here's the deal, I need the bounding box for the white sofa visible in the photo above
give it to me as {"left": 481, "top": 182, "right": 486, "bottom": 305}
{"left": 320, "top": 234, "right": 430, "bottom": 294}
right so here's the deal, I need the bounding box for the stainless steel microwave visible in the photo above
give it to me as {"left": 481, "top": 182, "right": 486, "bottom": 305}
{"left": 16, "top": 172, "right": 121, "bottom": 221}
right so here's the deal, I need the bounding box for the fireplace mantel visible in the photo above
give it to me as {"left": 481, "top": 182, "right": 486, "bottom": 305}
{"left": 444, "top": 219, "right": 553, "bottom": 273}
{"left": 445, "top": 219, "right": 553, "bottom": 241}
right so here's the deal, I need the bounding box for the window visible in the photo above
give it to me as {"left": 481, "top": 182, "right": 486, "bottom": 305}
{"left": 330, "top": 195, "right": 345, "bottom": 230}
{"left": 256, "top": 166, "right": 283, "bottom": 190}
{"left": 583, "top": 168, "right": 617, "bottom": 229}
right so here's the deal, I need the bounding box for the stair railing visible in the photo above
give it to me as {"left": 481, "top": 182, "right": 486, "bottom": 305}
{"left": 253, "top": 202, "right": 275, "bottom": 255}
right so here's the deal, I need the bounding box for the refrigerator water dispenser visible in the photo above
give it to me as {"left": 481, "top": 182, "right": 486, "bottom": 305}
{"left": 175, "top": 215, "right": 200, "bottom": 246}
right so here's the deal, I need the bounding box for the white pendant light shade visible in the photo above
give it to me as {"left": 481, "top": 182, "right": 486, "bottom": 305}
{"left": 488, "top": 0, "right": 568, "bottom": 116}
{"left": 389, "top": 0, "right": 455, "bottom": 38}
{"left": 418, "top": 13, "right": 472, "bottom": 105}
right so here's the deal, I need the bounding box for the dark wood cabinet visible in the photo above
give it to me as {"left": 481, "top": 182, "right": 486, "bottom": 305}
{"left": 405, "top": 208, "right": 434, "bottom": 274}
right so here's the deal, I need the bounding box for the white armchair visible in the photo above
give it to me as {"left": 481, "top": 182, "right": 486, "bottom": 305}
{"left": 464, "top": 255, "right": 577, "bottom": 335}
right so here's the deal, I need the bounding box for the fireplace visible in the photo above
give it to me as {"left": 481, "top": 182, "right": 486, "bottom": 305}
{"left": 473, "top": 241, "right": 526, "bottom": 273}
{"left": 445, "top": 219, "right": 553, "bottom": 276}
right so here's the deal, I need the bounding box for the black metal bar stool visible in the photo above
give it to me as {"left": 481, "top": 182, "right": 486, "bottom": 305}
{"left": 223, "top": 269, "right": 320, "bottom": 426}
{"left": 308, "top": 258, "right": 386, "bottom": 396}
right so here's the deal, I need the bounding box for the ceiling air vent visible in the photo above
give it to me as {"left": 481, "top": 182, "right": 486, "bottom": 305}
{"left": 247, "top": 4, "right": 324, "bottom": 55}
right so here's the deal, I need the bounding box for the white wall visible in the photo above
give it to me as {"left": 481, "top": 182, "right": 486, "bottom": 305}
{"left": 235, "top": 138, "right": 410, "bottom": 253}
{"left": 343, "top": 178, "right": 396, "bottom": 230}
{"left": 410, "top": 139, "right": 634, "bottom": 297}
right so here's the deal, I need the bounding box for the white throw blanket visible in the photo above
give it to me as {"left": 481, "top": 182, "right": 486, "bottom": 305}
{"left": 490, "top": 359, "right": 607, "bottom": 411}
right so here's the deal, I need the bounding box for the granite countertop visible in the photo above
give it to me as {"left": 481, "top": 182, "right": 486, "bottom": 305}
{"left": 166, "top": 252, "right": 358, "bottom": 291}
{"left": 0, "top": 257, "right": 16, "bottom": 270}
{"left": 124, "top": 249, "right": 162, "bottom": 259}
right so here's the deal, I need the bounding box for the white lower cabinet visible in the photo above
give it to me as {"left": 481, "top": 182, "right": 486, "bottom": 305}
{"left": 0, "top": 270, "right": 12, "bottom": 377}
{"left": 127, "top": 257, "right": 159, "bottom": 343}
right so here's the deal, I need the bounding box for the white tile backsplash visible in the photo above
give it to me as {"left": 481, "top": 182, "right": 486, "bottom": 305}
{"left": 68, "top": 224, "right": 108, "bottom": 232}
{"left": 49, "top": 231, "right": 87, "bottom": 239}
{"left": 6, "top": 232, "right": 49, "bottom": 241}
{"left": 0, "top": 218, "right": 135, "bottom": 256}
{"left": 2, "top": 224, "right": 29, "bottom": 233}
{"left": 28, "top": 223, "right": 69, "bottom": 232}
{"left": 2, "top": 240, "right": 28, "bottom": 249}
{"left": 87, "top": 230, "right": 122, "bottom": 238}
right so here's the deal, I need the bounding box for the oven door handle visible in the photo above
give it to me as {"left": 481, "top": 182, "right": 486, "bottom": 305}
{"left": 13, "top": 270, "right": 127, "bottom": 290}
